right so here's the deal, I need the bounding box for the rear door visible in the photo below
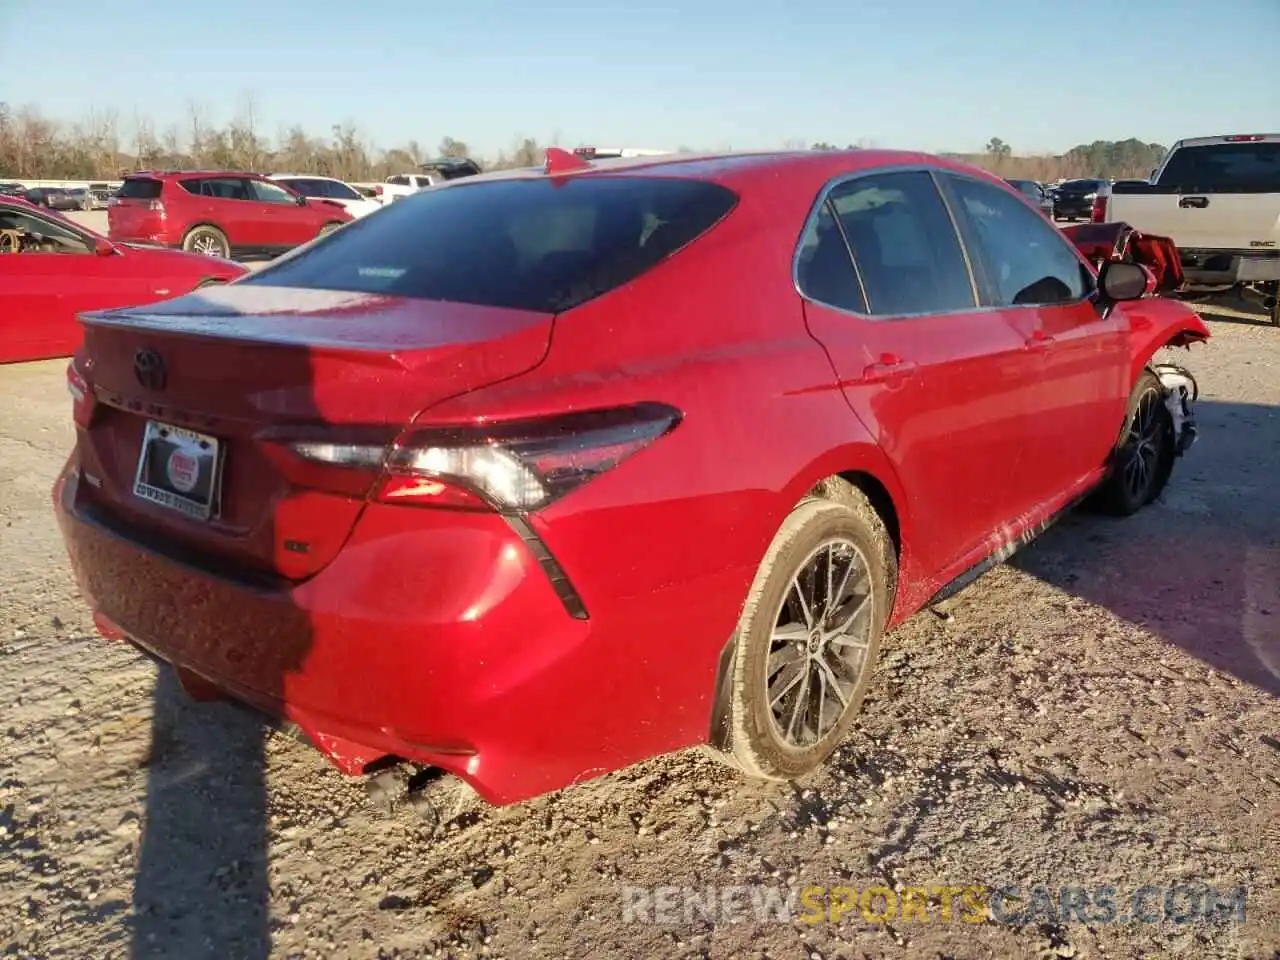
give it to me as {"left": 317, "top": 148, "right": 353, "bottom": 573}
{"left": 941, "top": 172, "right": 1129, "bottom": 502}
{"left": 797, "top": 169, "right": 1034, "bottom": 580}
{"left": 177, "top": 176, "right": 257, "bottom": 251}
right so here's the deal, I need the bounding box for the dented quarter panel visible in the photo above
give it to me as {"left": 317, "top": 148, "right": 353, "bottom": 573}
{"left": 1120, "top": 296, "right": 1211, "bottom": 385}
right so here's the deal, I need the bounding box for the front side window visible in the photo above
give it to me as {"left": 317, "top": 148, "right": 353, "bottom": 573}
{"left": 0, "top": 206, "right": 91, "bottom": 254}
{"left": 825, "top": 171, "right": 975, "bottom": 316}
{"left": 240, "top": 175, "right": 738, "bottom": 313}
{"left": 944, "top": 175, "right": 1092, "bottom": 307}
{"left": 248, "top": 179, "right": 298, "bottom": 205}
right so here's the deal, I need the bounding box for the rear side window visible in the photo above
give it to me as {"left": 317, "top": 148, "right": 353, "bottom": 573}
{"left": 1157, "top": 142, "right": 1280, "bottom": 191}
{"left": 825, "top": 171, "right": 975, "bottom": 316}
{"left": 117, "top": 178, "right": 162, "bottom": 200}
{"left": 180, "top": 177, "right": 251, "bottom": 200}
{"left": 241, "top": 176, "right": 738, "bottom": 313}
{"left": 795, "top": 201, "right": 866, "bottom": 313}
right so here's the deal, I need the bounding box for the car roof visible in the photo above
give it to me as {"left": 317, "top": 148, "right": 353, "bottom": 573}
{"left": 270, "top": 173, "right": 345, "bottom": 181}
{"left": 127, "top": 170, "right": 266, "bottom": 179}
{"left": 427, "top": 148, "right": 988, "bottom": 199}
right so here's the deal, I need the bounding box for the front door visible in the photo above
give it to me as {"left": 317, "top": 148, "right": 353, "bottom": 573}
{"left": 940, "top": 173, "right": 1130, "bottom": 503}
{"left": 796, "top": 169, "right": 1039, "bottom": 582}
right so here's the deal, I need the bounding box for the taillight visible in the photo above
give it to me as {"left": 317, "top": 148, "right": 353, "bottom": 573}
{"left": 374, "top": 184, "right": 383, "bottom": 195}
{"left": 1224, "top": 134, "right": 1264, "bottom": 142}
{"left": 263, "top": 403, "right": 682, "bottom": 513}
{"left": 67, "top": 357, "right": 96, "bottom": 427}
{"left": 1090, "top": 194, "right": 1107, "bottom": 223}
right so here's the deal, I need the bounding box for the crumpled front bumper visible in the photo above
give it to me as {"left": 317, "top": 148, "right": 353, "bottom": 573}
{"left": 1153, "top": 363, "right": 1199, "bottom": 455}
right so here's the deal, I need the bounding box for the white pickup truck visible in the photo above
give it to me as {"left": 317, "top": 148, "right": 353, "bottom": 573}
{"left": 374, "top": 158, "right": 484, "bottom": 204}
{"left": 1100, "top": 133, "right": 1280, "bottom": 325}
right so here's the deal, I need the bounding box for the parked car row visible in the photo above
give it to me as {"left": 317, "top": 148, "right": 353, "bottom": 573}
{"left": 0, "top": 194, "right": 246, "bottom": 363}
{"left": 37, "top": 145, "right": 1210, "bottom": 812}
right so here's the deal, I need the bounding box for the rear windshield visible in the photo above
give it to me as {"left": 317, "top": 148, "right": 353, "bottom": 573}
{"left": 1156, "top": 142, "right": 1280, "bottom": 191}
{"left": 241, "top": 175, "right": 738, "bottom": 313}
{"left": 117, "top": 178, "right": 162, "bottom": 200}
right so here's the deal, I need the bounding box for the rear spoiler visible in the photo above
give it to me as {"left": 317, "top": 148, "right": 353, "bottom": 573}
{"left": 1062, "top": 221, "right": 1185, "bottom": 294}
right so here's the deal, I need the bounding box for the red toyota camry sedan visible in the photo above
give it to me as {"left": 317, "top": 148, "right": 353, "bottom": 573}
{"left": 1, "top": 196, "right": 247, "bottom": 364}
{"left": 54, "top": 148, "right": 1209, "bottom": 806}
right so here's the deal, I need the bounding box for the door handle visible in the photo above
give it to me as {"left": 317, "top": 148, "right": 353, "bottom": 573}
{"left": 1024, "top": 329, "right": 1056, "bottom": 350}
{"left": 859, "top": 354, "right": 918, "bottom": 385}
{"left": 1178, "top": 195, "right": 1209, "bottom": 209}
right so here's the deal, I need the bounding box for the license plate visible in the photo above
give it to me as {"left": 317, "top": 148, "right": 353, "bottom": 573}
{"left": 133, "top": 421, "right": 223, "bottom": 521}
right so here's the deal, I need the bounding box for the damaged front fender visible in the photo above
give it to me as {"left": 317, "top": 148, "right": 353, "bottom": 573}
{"left": 1152, "top": 362, "right": 1199, "bottom": 456}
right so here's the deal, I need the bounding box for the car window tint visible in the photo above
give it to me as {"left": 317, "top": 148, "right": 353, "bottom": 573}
{"left": 826, "top": 171, "right": 974, "bottom": 316}
{"left": 182, "top": 177, "right": 250, "bottom": 200}
{"left": 240, "top": 175, "right": 738, "bottom": 313}
{"left": 0, "top": 207, "right": 91, "bottom": 253}
{"left": 323, "top": 180, "right": 362, "bottom": 200}
{"left": 249, "top": 179, "right": 297, "bottom": 204}
{"left": 1158, "top": 141, "right": 1280, "bottom": 191}
{"left": 945, "top": 175, "right": 1092, "bottom": 307}
{"left": 278, "top": 178, "right": 317, "bottom": 197}
{"left": 387, "top": 175, "right": 409, "bottom": 186}
{"left": 117, "top": 178, "right": 162, "bottom": 200}
{"left": 795, "top": 199, "right": 865, "bottom": 312}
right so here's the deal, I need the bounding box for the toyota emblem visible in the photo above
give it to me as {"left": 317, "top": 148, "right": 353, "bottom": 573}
{"left": 134, "top": 348, "right": 167, "bottom": 391}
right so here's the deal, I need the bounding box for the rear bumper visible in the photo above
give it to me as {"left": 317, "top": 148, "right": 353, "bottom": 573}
{"left": 1179, "top": 249, "right": 1280, "bottom": 286}
{"left": 53, "top": 458, "right": 714, "bottom": 805}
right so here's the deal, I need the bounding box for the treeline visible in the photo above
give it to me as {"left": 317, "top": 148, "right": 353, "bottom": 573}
{"left": 0, "top": 102, "right": 1167, "bottom": 182}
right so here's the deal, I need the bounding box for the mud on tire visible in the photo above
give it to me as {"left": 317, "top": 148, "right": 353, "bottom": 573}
{"left": 716, "top": 481, "right": 896, "bottom": 782}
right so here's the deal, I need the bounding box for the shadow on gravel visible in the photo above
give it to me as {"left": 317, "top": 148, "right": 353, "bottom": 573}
{"left": 130, "top": 669, "right": 270, "bottom": 959}
{"left": 1013, "top": 399, "right": 1280, "bottom": 697}
{"left": 1187, "top": 291, "right": 1274, "bottom": 328}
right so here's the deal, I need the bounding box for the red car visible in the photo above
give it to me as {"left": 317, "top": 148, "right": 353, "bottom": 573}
{"left": 54, "top": 149, "right": 1209, "bottom": 807}
{"left": 0, "top": 196, "right": 246, "bottom": 364}
{"left": 107, "top": 170, "right": 353, "bottom": 260}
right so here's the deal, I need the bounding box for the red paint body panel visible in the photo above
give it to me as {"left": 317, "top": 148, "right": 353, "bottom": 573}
{"left": 107, "top": 171, "right": 352, "bottom": 257}
{"left": 0, "top": 198, "right": 246, "bottom": 364}
{"left": 53, "top": 149, "right": 1211, "bottom": 805}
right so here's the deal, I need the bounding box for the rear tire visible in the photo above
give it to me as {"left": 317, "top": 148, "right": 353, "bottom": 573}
{"left": 182, "top": 225, "right": 230, "bottom": 259}
{"left": 1093, "top": 369, "right": 1176, "bottom": 516}
{"left": 717, "top": 484, "right": 895, "bottom": 782}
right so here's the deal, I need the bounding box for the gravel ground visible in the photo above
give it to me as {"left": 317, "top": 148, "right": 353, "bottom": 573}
{"left": 1, "top": 295, "right": 1278, "bottom": 960}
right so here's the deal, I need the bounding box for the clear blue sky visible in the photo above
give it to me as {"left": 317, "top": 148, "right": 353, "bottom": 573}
{"left": 4, "top": 0, "right": 1277, "bottom": 159}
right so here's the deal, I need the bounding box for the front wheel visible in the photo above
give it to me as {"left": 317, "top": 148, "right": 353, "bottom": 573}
{"left": 717, "top": 485, "right": 896, "bottom": 782}
{"left": 1093, "top": 369, "right": 1176, "bottom": 515}
{"left": 317, "top": 221, "right": 344, "bottom": 239}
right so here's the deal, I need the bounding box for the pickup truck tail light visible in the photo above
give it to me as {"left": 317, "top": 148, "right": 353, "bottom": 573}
{"left": 1090, "top": 194, "right": 1107, "bottom": 223}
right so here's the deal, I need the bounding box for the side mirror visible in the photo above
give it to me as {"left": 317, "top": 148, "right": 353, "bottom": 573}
{"left": 296, "top": 194, "right": 308, "bottom": 206}
{"left": 94, "top": 237, "right": 117, "bottom": 257}
{"left": 1098, "top": 260, "right": 1148, "bottom": 301}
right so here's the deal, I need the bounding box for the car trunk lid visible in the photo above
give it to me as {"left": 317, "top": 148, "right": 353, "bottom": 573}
{"left": 73, "top": 285, "right": 553, "bottom": 580}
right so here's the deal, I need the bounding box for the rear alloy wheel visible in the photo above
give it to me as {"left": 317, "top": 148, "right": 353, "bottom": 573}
{"left": 720, "top": 485, "right": 895, "bottom": 781}
{"left": 182, "top": 225, "right": 230, "bottom": 259}
{"left": 1095, "top": 369, "right": 1176, "bottom": 515}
